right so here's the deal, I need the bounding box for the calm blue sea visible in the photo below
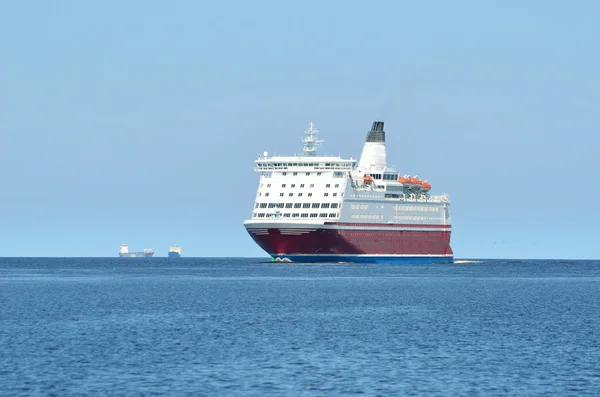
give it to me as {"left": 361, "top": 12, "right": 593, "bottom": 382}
{"left": 1, "top": 258, "right": 599, "bottom": 396}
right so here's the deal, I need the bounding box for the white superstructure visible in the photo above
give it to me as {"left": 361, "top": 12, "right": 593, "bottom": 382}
{"left": 248, "top": 121, "right": 449, "bottom": 224}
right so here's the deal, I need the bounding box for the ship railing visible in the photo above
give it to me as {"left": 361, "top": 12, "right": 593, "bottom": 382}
{"left": 348, "top": 193, "right": 448, "bottom": 203}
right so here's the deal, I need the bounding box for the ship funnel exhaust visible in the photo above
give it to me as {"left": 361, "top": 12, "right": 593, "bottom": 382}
{"left": 366, "top": 121, "right": 385, "bottom": 143}
{"left": 356, "top": 121, "right": 388, "bottom": 173}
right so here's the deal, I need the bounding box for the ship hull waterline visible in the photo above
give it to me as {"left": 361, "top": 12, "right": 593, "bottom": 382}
{"left": 245, "top": 222, "right": 453, "bottom": 264}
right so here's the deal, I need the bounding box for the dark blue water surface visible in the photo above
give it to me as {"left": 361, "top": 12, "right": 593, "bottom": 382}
{"left": 1, "top": 258, "right": 599, "bottom": 396}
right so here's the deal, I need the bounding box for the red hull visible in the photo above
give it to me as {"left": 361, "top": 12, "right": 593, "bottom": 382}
{"left": 246, "top": 224, "right": 453, "bottom": 256}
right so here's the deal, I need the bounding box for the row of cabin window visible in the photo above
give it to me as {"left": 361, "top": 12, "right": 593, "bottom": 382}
{"left": 259, "top": 162, "right": 349, "bottom": 168}
{"left": 392, "top": 215, "right": 442, "bottom": 221}
{"left": 258, "top": 192, "right": 342, "bottom": 197}
{"left": 262, "top": 183, "right": 340, "bottom": 189}
{"left": 350, "top": 214, "right": 384, "bottom": 220}
{"left": 253, "top": 213, "right": 339, "bottom": 218}
{"left": 366, "top": 173, "right": 398, "bottom": 181}
{"left": 260, "top": 171, "right": 346, "bottom": 178}
{"left": 255, "top": 202, "right": 340, "bottom": 209}
{"left": 258, "top": 171, "right": 325, "bottom": 176}
{"left": 392, "top": 205, "right": 441, "bottom": 212}
{"left": 283, "top": 172, "right": 321, "bottom": 176}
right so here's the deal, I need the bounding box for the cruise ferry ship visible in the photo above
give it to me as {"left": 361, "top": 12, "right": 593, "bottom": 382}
{"left": 243, "top": 121, "right": 453, "bottom": 264}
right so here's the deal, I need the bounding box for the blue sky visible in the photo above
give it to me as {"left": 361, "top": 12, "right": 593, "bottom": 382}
{"left": 1, "top": 0, "right": 598, "bottom": 258}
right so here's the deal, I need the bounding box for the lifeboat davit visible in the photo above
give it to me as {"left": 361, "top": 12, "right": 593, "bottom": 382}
{"left": 363, "top": 175, "right": 373, "bottom": 184}
{"left": 421, "top": 181, "right": 431, "bottom": 192}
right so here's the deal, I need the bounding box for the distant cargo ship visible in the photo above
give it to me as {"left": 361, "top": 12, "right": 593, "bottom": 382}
{"left": 119, "top": 244, "right": 154, "bottom": 258}
{"left": 168, "top": 245, "right": 182, "bottom": 258}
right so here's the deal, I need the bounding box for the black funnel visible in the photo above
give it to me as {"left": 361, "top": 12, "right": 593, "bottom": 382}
{"left": 365, "top": 121, "right": 385, "bottom": 143}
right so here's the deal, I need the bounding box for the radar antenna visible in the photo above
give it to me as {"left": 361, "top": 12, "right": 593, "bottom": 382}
{"left": 302, "top": 120, "right": 323, "bottom": 156}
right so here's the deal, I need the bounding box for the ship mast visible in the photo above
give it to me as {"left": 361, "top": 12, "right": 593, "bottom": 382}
{"left": 302, "top": 120, "right": 323, "bottom": 156}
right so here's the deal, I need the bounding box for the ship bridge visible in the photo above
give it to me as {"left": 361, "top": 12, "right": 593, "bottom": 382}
{"left": 254, "top": 157, "right": 356, "bottom": 172}
{"left": 254, "top": 120, "right": 356, "bottom": 172}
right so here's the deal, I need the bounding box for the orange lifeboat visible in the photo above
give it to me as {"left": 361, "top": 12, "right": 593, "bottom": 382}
{"left": 409, "top": 177, "right": 423, "bottom": 185}
{"left": 421, "top": 181, "right": 431, "bottom": 192}
{"left": 363, "top": 175, "right": 373, "bottom": 184}
{"left": 398, "top": 176, "right": 410, "bottom": 184}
